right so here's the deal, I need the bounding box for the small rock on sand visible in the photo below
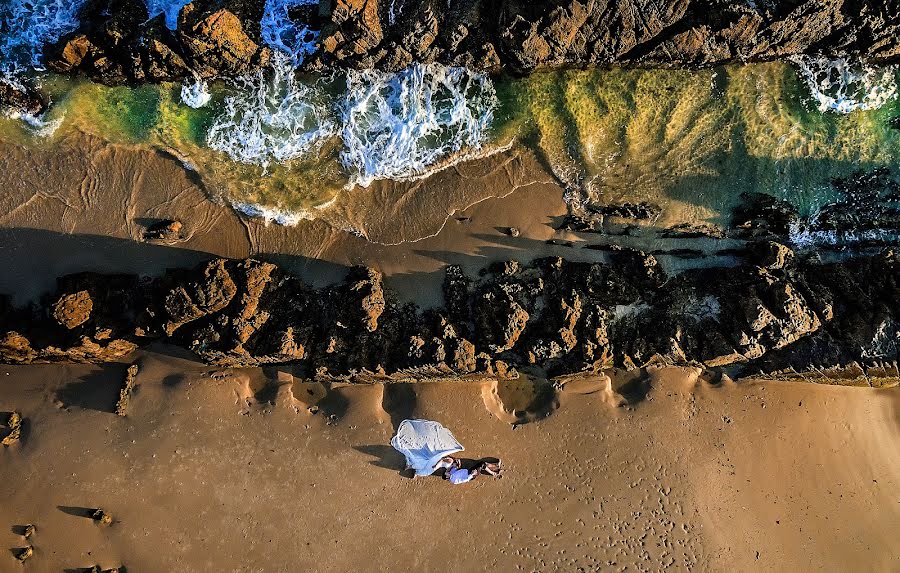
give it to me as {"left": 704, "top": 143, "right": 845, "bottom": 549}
{"left": 1, "top": 411, "right": 22, "bottom": 446}
{"left": 92, "top": 509, "right": 113, "bottom": 526}
{"left": 13, "top": 546, "right": 33, "bottom": 562}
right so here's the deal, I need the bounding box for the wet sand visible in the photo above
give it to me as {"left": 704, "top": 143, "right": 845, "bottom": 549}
{"left": 0, "top": 130, "right": 740, "bottom": 309}
{"left": 0, "top": 131, "right": 576, "bottom": 307}
{"left": 0, "top": 350, "right": 897, "bottom": 571}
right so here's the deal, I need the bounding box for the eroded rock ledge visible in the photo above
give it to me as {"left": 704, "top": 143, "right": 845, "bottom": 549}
{"left": 1, "top": 245, "right": 898, "bottom": 386}
{"left": 42, "top": 0, "right": 900, "bottom": 87}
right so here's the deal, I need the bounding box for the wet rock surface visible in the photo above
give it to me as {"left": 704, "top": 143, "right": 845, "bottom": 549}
{"left": 39, "top": 0, "right": 900, "bottom": 86}
{"left": 45, "top": 0, "right": 270, "bottom": 84}
{"left": 310, "top": 0, "right": 900, "bottom": 71}
{"left": 0, "top": 79, "right": 48, "bottom": 117}
{"left": 2, "top": 246, "right": 899, "bottom": 384}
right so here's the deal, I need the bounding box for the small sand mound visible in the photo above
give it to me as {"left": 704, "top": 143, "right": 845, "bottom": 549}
{"left": 482, "top": 376, "right": 558, "bottom": 424}
{"left": 379, "top": 383, "right": 417, "bottom": 429}
{"left": 289, "top": 381, "right": 328, "bottom": 412}
{"left": 554, "top": 373, "right": 610, "bottom": 395}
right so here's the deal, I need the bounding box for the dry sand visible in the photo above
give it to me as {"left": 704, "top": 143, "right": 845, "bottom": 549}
{"left": 1, "top": 350, "right": 897, "bottom": 572}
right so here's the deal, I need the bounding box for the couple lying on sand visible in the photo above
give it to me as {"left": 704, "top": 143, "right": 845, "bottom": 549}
{"left": 435, "top": 456, "right": 502, "bottom": 484}
{"left": 391, "top": 419, "right": 503, "bottom": 484}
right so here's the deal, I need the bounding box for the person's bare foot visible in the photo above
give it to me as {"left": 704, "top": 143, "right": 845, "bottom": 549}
{"left": 483, "top": 462, "right": 501, "bottom": 476}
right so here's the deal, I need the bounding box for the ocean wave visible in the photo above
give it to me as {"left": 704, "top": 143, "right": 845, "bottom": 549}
{"left": 3, "top": 107, "right": 64, "bottom": 137}
{"left": 206, "top": 54, "right": 336, "bottom": 167}
{"left": 791, "top": 55, "right": 898, "bottom": 114}
{"left": 340, "top": 64, "right": 498, "bottom": 188}
{"left": 230, "top": 201, "right": 310, "bottom": 226}
{"left": 181, "top": 78, "right": 211, "bottom": 108}
{"left": 261, "top": 0, "right": 319, "bottom": 65}
{"left": 788, "top": 218, "right": 895, "bottom": 249}
{"left": 145, "top": 0, "right": 190, "bottom": 30}
{"left": 0, "top": 0, "right": 87, "bottom": 80}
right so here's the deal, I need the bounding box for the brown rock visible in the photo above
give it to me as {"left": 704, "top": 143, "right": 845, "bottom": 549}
{"left": 53, "top": 291, "right": 93, "bottom": 329}
{"left": 1, "top": 411, "right": 22, "bottom": 446}
{"left": 178, "top": 4, "right": 265, "bottom": 77}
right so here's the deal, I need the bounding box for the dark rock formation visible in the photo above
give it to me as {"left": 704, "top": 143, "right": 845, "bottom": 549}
{"left": 2, "top": 247, "right": 898, "bottom": 385}
{"left": 0, "top": 80, "right": 48, "bottom": 117}
{"left": 308, "top": 0, "right": 900, "bottom": 72}
{"left": 45, "top": 0, "right": 269, "bottom": 84}
{"left": 40, "top": 0, "right": 900, "bottom": 86}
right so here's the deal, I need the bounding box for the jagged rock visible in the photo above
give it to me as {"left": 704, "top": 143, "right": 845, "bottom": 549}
{"left": 751, "top": 241, "right": 795, "bottom": 270}
{"left": 164, "top": 259, "right": 237, "bottom": 335}
{"left": 116, "top": 364, "right": 139, "bottom": 416}
{"left": 142, "top": 219, "right": 184, "bottom": 242}
{"left": 0, "top": 80, "right": 48, "bottom": 116}
{"left": 53, "top": 290, "right": 93, "bottom": 329}
{"left": 46, "top": 0, "right": 154, "bottom": 83}
{"left": 1, "top": 411, "right": 22, "bottom": 446}
{"left": 311, "top": 0, "right": 900, "bottom": 72}
{"left": 346, "top": 267, "right": 385, "bottom": 333}
{"left": 40, "top": 0, "right": 900, "bottom": 84}
{"left": 13, "top": 545, "right": 33, "bottom": 563}
{"left": 730, "top": 192, "right": 799, "bottom": 239}
{"left": 0, "top": 251, "right": 898, "bottom": 378}
{"left": 178, "top": 0, "right": 269, "bottom": 78}
{"left": 92, "top": 508, "right": 113, "bottom": 526}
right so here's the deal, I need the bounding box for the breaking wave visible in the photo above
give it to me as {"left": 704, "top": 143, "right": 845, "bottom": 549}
{"left": 230, "top": 201, "right": 310, "bottom": 225}
{"left": 181, "top": 78, "right": 211, "bottom": 108}
{"left": 0, "top": 0, "right": 87, "bottom": 77}
{"left": 340, "top": 65, "right": 498, "bottom": 187}
{"left": 261, "top": 0, "right": 320, "bottom": 64}
{"left": 792, "top": 55, "right": 898, "bottom": 114}
{"left": 205, "top": 54, "right": 336, "bottom": 167}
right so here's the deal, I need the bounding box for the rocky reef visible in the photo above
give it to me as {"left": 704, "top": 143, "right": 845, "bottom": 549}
{"left": 39, "top": 0, "right": 900, "bottom": 85}
{"left": 1, "top": 242, "right": 898, "bottom": 386}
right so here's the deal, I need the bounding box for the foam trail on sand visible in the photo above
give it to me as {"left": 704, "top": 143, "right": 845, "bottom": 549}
{"left": 262, "top": 0, "right": 320, "bottom": 64}
{"left": 340, "top": 64, "right": 498, "bottom": 188}
{"left": 792, "top": 55, "right": 898, "bottom": 114}
{"left": 206, "top": 53, "right": 336, "bottom": 167}
{"left": 144, "top": 0, "right": 190, "bottom": 30}
{"left": 230, "top": 201, "right": 310, "bottom": 225}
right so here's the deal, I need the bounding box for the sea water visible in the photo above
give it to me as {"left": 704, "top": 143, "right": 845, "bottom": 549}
{"left": 1, "top": 3, "right": 899, "bottom": 244}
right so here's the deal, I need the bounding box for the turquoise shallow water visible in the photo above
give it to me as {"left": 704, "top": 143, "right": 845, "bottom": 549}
{"left": 1, "top": 61, "right": 898, "bottom": 235}
{"left": 2, "top": 0, "right": 898, "bottom": 233}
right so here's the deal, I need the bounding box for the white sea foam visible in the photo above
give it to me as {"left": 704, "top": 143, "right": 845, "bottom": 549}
{"left": 0, "top": 0, "right": 87, "bottom": 77}
{"left": 230, "top": 201, "right": 311, "bottom": 225}
{"left": 3, "top": 107, "right": 64, "bottom": 137}
{"left": 144, "top": 0, "right": 190, "bottom": 30}
{"left": 791, "top": 55, "right": 898, "bottom": 114}
{"left": 788, "top": 217, "right": 894, "bottom": 249}
{"left": 181, "top": 79, "right": 211, "bottom": 108}
{"left": 206, "top": 53, "right": 336, "bottom": 167}
{"left": 262, "top": 0, "right": 319, "bottom": 64}
{"left": 340, "top": 64, "right": 498, "bottom": 188}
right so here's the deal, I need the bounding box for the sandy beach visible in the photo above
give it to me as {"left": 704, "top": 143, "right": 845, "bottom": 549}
{"left": 2, "top": 1, "right": 900, "bottom": 569}
{"left": 1, "top": 351, "right": 897, "bottom": 571}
